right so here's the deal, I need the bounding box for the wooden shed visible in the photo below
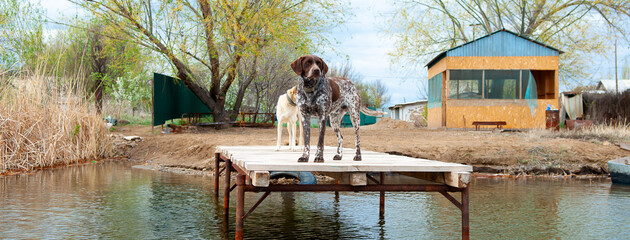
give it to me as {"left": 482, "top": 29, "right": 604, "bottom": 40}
{"left": 426, "top": 29, "right": 562, "bottom": 129}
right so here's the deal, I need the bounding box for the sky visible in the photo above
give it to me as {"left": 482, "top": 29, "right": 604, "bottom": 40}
{"left": 36, "top": 0, "right": 630, "bottom": 108}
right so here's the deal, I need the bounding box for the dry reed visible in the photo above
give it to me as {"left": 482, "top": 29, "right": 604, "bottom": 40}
{"left": 527, "top": 123, "right": 630, "bottom": 144}
{"left": 0, "top": 73, "right": 113, "bottom": 174}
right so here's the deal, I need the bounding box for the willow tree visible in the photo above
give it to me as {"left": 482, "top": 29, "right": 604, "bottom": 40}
{"left": 387, "top": 0, "right": 630, "bottom": 85}
{"left": 73, "top": 0, "right": 344, "bottom": 123}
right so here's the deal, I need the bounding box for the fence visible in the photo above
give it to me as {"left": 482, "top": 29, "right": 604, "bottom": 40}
{"left": 583, "top": 90, "right": 630, "bottom": 124}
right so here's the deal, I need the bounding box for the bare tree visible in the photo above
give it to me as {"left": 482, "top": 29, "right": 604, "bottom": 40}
{"left": 329, "top": 62, "right": 391, "bottom": 108}
{"left": 236, "top": 46, "right": 298, "bottom": 122}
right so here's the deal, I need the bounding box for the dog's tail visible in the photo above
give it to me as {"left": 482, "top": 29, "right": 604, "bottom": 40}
{"left": 360, "top": 105, "right": 387, "bottom": 116}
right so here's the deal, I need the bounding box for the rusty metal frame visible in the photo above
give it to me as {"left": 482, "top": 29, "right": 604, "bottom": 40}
{"left": 213, "top": 153, "right": 470, "bottom": 240}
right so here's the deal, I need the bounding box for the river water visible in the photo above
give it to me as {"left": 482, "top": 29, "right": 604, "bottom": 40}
{"left": 1, "top": 161, "right": 629, "bottom": 239}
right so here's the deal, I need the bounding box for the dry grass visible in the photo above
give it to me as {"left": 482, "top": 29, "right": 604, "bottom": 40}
{"left": 527, "top": 123, "right": 630, "bottom": 144}
{"left": 0, "top": 73, "right": 113, "bottom": 174}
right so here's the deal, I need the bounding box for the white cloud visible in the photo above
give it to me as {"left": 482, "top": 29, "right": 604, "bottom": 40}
{"left": 320, "top": 0, "right": 424, "bottom": 107}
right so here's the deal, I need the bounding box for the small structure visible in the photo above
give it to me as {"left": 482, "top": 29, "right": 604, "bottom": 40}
{"left": 426, "top": 29, "right": 562, "bottom": 129}
{"left": 388, "top": 100, "right": 428, "bottom": 123}
{"left": 596, "top": 79, "right": 630, "bottom": 93}
{"left": 214, "top": 146, "right": 473, "bottom": 240}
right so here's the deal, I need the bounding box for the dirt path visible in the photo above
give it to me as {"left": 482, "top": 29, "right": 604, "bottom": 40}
{"left": 113, "top": 118, "right": 629, "bottom": 175}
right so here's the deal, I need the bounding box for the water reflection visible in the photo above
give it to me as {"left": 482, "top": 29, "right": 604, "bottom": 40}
{"left": 1, "top": 162, "right": 629, "bottom": 239}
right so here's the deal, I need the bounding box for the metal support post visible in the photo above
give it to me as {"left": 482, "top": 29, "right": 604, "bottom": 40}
{"left": 214, "top": 153, "right": 220, "bottom": 196}
{"left": 379, "top": 172, "right": 385, "bottom": 217}
{"left": 461, "top": 187, "right": 470, "bottom": 240}
{"left": 235, "top": 174, "right": 246, "bottom": 240}
{"left": 334, "top": 179, "right": 340, "bottom": 201}
{"left": 223, "top": 159, "right": 232, "bottom": 222}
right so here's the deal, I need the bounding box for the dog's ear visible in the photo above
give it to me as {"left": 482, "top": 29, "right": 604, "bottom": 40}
{"left": 290, "top": 56, "right": 303, "bottom": 76}
{"left": 318, "top": 56, "right": 328, "bottom": 76}
{"left": 287, "top": 86, "right": 296, "bottom": 96}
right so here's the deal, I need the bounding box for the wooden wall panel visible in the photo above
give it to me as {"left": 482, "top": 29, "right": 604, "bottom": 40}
{"left": 444, "top": 99, "right": 558, "bottom": 129}
{"left": 446, "top": 56, "right": 559, "bottom": 70}
{"left": 427, "top": 107, "right": 442, "bottom": 128}
{"left": 428, "top": 58, "right": 447, "bottom": 78}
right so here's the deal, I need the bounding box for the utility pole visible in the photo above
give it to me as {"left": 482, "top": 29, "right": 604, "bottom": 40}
{"left": 615, "top": 38, "right": 618, "bottom": 94}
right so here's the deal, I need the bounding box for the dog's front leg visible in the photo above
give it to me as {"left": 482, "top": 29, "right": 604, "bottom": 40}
{"left": 298, "top": 113, "right": 310, "bottom": 162}
{"left": 276, "top": 119, "right": 283, "bottom": 151}
{"left": 314, "top": 115, "right": 327, "bottom": 163}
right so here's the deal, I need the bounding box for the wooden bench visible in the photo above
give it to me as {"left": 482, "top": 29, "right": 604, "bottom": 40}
{"left": 472, "top": 121, "right": 506, "bottom": 131}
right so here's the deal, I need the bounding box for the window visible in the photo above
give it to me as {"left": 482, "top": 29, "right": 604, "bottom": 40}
{"left": 427, "top": 73, "right": 442, "bottom": 109}
{"left": 447, "top": 69, "right": 539, "bottom": 100}
{"left": 485, "top": 70, "right": 519, "bottom": 99}
{"left": 449, "top": 70, "right": 482, "bottom": 99}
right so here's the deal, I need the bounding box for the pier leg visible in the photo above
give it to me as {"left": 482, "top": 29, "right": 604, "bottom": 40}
{"left": 235, "top": 174, "right": 246, "bottom": 240}
{"left": 461, "top": 187, "right": 469, "bottom": 240}
{"left": 379, "top": 172, "right": 385, "bottom": 217}
{"left": 223, "top": 159, "right": 232, "bottom": 223}
{"left": 334, "top": 179, "right": 339, "bottom": 202}
{"left": 214, "top": 153, "right": 220, "bottom": 196}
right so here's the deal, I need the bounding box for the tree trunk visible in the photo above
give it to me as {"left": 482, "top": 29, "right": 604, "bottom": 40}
{"left": 95, "top": 80, "right": 103, "bottom": 114}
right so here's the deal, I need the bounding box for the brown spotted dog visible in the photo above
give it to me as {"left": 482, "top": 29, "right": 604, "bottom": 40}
{"left": 290, "top": 55, "right": 386, "bottom": 163}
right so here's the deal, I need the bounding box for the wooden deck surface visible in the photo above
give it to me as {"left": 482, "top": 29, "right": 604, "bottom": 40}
{"left": 216, "top": 146, "right": 472, "bottom": 173}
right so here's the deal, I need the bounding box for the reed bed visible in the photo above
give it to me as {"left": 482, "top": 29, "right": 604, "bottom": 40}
{"left": 0, "top": 73, "right": 113, "bottom": 174}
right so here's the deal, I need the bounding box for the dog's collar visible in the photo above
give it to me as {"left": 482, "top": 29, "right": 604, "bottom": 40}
{"left": 302, "top": 76, "right": 321, "bottom": 93}
{"left": 286, "top": 94, "right": 297, "bottom": 106}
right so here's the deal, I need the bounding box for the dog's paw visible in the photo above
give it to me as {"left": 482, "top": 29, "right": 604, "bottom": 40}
{"left": 298, "top": 156, "right": 309, "bottom": 162}
{"left": 333, "top": 155, "right": 342, "bottom": 160}
{"left": 314, "top": 156, "right": 324, "bottom": 163}
{"left": 353, "top": 155, "right": 362, "bottom": 161}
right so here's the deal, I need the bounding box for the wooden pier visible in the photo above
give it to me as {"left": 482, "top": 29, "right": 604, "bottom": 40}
{"left": 214, "top": 146, "right": 473, "bottom": 239}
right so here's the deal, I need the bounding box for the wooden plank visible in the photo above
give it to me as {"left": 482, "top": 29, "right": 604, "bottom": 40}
{"left": 400, "top": 172, "right": 446, "bottom": 184}
{"left": 319, "top": 172, "right": 350, "bottom": 184}
{"left": 250, "top": 171, "right": 270, "bottom": 187}
{"left": 444, "top": 172, "right": 472, "bottom": 188}
{"left": 350, "top": 173, "right": 367, "bottom": 186}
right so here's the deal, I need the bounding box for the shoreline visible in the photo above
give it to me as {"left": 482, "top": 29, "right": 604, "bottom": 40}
{"left": 0, "top": 157, "right": 615, "bottom": 182}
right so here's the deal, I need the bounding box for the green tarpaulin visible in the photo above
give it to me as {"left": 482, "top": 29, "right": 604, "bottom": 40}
{"left": 152, "top": 73, "right": 212, "bottom": 126}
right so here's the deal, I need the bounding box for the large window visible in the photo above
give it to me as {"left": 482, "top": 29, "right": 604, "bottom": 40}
{"left": 485, "top": 70, "right": 519, "bottom": 99}
{"left": 449, "top": 70, "right": 482, "bottom": 99}
{"left": 449, "top": 69, "right": 537, "bottom": 100}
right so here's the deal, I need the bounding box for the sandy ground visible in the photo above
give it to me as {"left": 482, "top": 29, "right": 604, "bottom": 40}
{"left": 112, "top": 118, "right": 629, "bottom": 175}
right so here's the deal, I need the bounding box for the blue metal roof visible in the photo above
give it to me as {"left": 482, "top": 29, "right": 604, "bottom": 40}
{"left": 426, "top": 29, "right": 564, "bottom": 68}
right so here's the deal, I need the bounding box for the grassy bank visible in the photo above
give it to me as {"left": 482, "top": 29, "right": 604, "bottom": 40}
{"left": 0, "top": 73, "right": 113, "bottom": 174}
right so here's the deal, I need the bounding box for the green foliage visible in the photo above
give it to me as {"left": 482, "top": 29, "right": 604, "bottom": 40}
{"left": 111, "top": 71, "right": 152, "bottom": 113}
{"left": 355, "top": 79, "right": 391, "bottom": 108}
{"left": 422, "top": 105, "right": 428, "bottom": 122}
{"left": 74, "top": 0, "right": 348, "bottom": 122}
{"left": 0, "top": 0, "right": 45, "bottom": 71}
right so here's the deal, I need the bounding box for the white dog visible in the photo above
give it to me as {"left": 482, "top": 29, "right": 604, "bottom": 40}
{"left": 276, "top": 86, "right": 304, "bottom": 151}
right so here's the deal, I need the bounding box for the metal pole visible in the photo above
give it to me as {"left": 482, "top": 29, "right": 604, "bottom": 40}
{"left": 334, "top": 179, "right": 339, "bottom": 201}
{"left": 379, "top": 172, "right": 385, "bottom": 217}
{"left": 461, "top": 187, "right": 470, "bottom": 240}
{"left": 214, "top": 153, "right": 220, "bottom": 196}
{"left": 615, "top": 38, "right": 618, "bottom": 94}
{"left": 235, "top": 174, "right": 246, "bottom": 240}
{"left": 224, "top": 159, "right": 232, "bottom": 222}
